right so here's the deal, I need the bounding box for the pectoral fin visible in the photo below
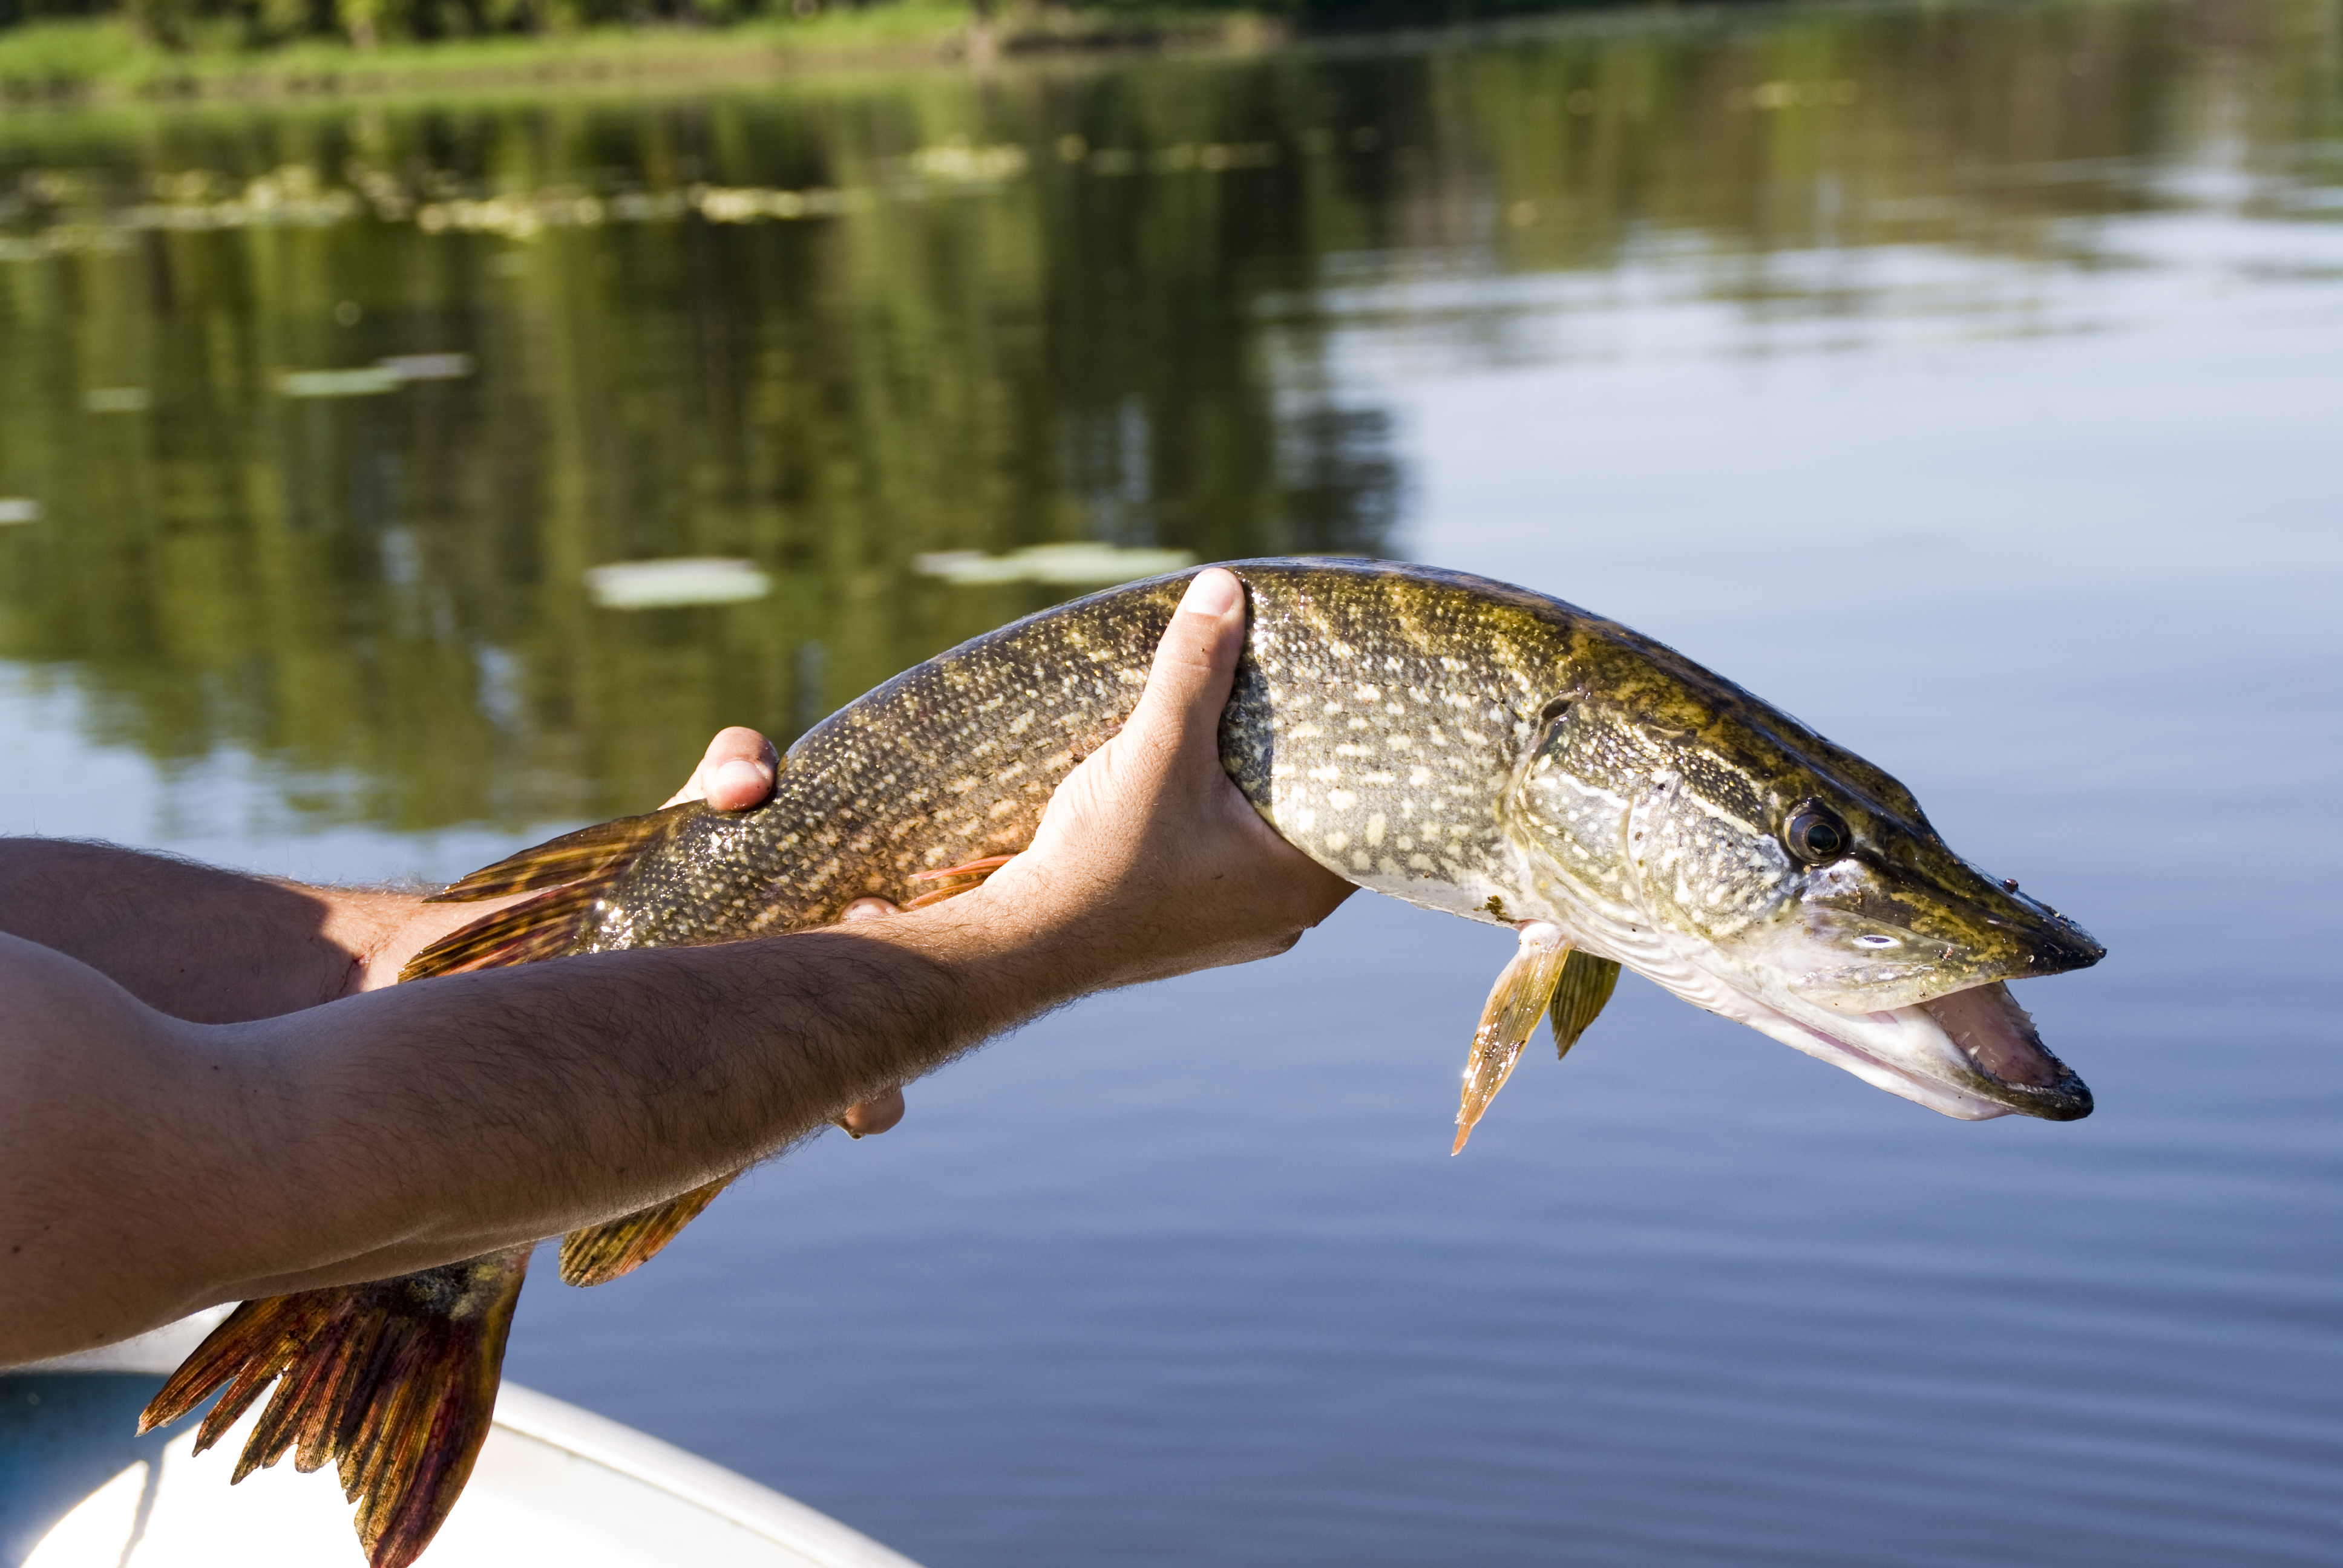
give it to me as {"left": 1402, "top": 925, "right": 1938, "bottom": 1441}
{"left": 1549, "top": 949, "right": 1621, "bottom": 1059}
{"left": 1453, "top": 923, "right": 1573, "bottom": 1154}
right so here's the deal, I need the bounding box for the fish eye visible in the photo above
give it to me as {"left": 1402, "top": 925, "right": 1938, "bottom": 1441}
{"left": 1783, "top": 803, "right": 1851, "bottom": 864}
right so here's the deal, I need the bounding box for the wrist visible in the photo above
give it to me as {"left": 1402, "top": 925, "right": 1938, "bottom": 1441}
{"left": 827, "top": 876, "right": 1114, "bottom": 1037}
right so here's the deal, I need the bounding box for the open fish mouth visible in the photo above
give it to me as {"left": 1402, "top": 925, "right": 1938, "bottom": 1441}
{"left": 1745, "top": 981, "right": 2094, "bottom": 1122}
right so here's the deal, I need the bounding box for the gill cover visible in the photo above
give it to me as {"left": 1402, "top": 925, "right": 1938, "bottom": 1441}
{"left": 1513, "top": 687, "right": 2101, "bottom": 1122}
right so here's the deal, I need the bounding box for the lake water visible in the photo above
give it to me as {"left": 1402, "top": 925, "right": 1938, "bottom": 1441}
{"left": 2, "top": 0, "right": 2339, "bottom": 1563}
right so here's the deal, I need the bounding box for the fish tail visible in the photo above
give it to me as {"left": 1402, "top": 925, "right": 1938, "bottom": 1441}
{"left": 557, "top": 1175, "right": 735, "bottom": 1287}
{"left": 140, "top": 1247, "right": 531, "bottom": 1568}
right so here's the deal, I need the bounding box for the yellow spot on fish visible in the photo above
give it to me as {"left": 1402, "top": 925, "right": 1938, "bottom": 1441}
{"left": 1409, "top": 767, "right": 1432, "bottom": 785}
{"left": 1328, "top": 789, "right": 1358, "bottom": 810}
{"left": 1366, "top": 812, "right": 1387, "bottom": 846}
{"left": 1326, "top": 830, "right": 1350, "bottom": 852}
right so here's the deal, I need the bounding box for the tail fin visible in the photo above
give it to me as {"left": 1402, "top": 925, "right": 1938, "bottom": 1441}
{"left": 140, "top": 1248, "right": 531, "bottom": 1568}
{"left": 141, "top": 809, "right": 694, "bottom": 1564}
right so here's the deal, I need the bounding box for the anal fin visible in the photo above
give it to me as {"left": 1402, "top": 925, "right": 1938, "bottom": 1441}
{"left": 1453, "top": 922, "right": 1574, "bottom": 1154}
{"left": 1550, "top": 949, "right": 1621, "bottom": 1059}
{"left": 558, "top": 1175, "right": 736, "bottom": 1287}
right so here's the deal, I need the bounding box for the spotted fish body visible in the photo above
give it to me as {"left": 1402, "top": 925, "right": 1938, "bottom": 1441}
{"left": 574, "top": 558, "right": 2099, "bottom": 1126}
{"left": 561, "top": 560, "right": 1569, "bottom": 951}
{"left": 146, "top": 558, "right": 2103, "bottom": 1568}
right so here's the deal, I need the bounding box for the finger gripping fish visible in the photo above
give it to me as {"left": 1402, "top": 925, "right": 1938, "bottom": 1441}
{"left": 141, "top": 560, "right": 2102, "bottom": 1567}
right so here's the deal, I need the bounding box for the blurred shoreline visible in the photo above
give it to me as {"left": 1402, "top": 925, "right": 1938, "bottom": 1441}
{"left": 2, "top": 3, "right": 1296, "bottom": 104}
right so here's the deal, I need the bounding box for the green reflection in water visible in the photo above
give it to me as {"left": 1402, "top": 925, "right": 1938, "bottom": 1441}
{"left": 0, "top": 0, "right": 2333, "bottom": 831}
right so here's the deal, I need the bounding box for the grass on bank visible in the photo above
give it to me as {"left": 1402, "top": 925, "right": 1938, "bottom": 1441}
{"left": 0, "top": 2, "right": 1275, "bottom": 99}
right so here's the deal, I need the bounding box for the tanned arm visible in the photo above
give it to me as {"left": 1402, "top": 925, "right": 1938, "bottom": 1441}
{"left": 0, "top": 728, "right": 790, "bottom": 1023}
{"left": 0, "top": 570, "right": 1351, "bottom": 1364}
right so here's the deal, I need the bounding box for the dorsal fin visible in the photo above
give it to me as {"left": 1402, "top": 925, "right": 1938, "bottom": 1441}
{"left": 426, "top": 807, "right": 683, "bottom": 903}
{"left": 400, "top": 809, "right": 687, "bottom": 982}
{"left": 399, "top": 881, "right": 603, "bottom": 982}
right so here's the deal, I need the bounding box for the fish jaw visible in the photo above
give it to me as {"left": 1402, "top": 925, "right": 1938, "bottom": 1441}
{"left": 1726, "top": 981, "right": 2092, "bottom": 1122}
{"left": 1703, "top": 859, "right": 2100, "bottom": 1119}
{"left": 1768, "top": 858, "right": 2107, "bottom": 1015}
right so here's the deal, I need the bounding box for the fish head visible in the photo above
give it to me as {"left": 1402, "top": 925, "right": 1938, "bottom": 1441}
{"left": 1510, "top": 643, "right": 2102, "bottom": 1122}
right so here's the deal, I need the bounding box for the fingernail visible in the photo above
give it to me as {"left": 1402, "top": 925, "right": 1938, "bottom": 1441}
{"left": 714, "top": 758, "right": 772, "bottom": 794}
{"left": 1179, "top": 567, "right": 1241, "bottom": 618}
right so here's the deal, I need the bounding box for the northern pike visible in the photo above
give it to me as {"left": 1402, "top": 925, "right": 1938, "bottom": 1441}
{"left": 142, "top": 559, "right": 2101, "bottom": 1566}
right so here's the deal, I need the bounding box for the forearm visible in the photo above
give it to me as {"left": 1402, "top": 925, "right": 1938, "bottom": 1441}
{"left": 242, "top": 910, "right": 1034, "bottom": 1276}
{"left": 0, "top": 888, "right": 1074, "bottom": 1359}
{"left": 0, "top": 839, "right": 468, "bottom": 1023}
{"left": 1, "top": 570, "right": 1351, "bottom": 1365}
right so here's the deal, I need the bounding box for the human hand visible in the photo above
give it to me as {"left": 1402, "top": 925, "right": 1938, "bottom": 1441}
{"left": 664, "top": 727, "right": 781, "bottom": 812}
{"left": 671, "top": 730, "right": 907, "bottom": 1138}
{"left": 965, "top": 567, "right": 1355, "bottom": 993}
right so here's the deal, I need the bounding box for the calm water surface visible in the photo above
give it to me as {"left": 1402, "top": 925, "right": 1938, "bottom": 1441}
{"left": 1, "top": 1, "right": 2339, "bottom": 1562}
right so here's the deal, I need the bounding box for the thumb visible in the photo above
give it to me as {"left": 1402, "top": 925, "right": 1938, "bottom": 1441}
{"left": 1121, "top": 567, "right": 1247, "bottom": 760}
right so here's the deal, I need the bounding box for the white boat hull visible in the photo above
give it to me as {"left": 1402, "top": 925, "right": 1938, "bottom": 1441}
{"left": 5, "top": 1315, "right": 923, "bottom": 1568}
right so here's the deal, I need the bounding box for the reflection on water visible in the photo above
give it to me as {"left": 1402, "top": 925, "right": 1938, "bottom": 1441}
{"left": 2, "top": 1, "right": 2341, "bottom": 1564}
{"left": 4, "top": 0, "right": 2333, "bottom": 832}
{"left": 0, "top": 77, "right": 1401, "bottom": 827}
